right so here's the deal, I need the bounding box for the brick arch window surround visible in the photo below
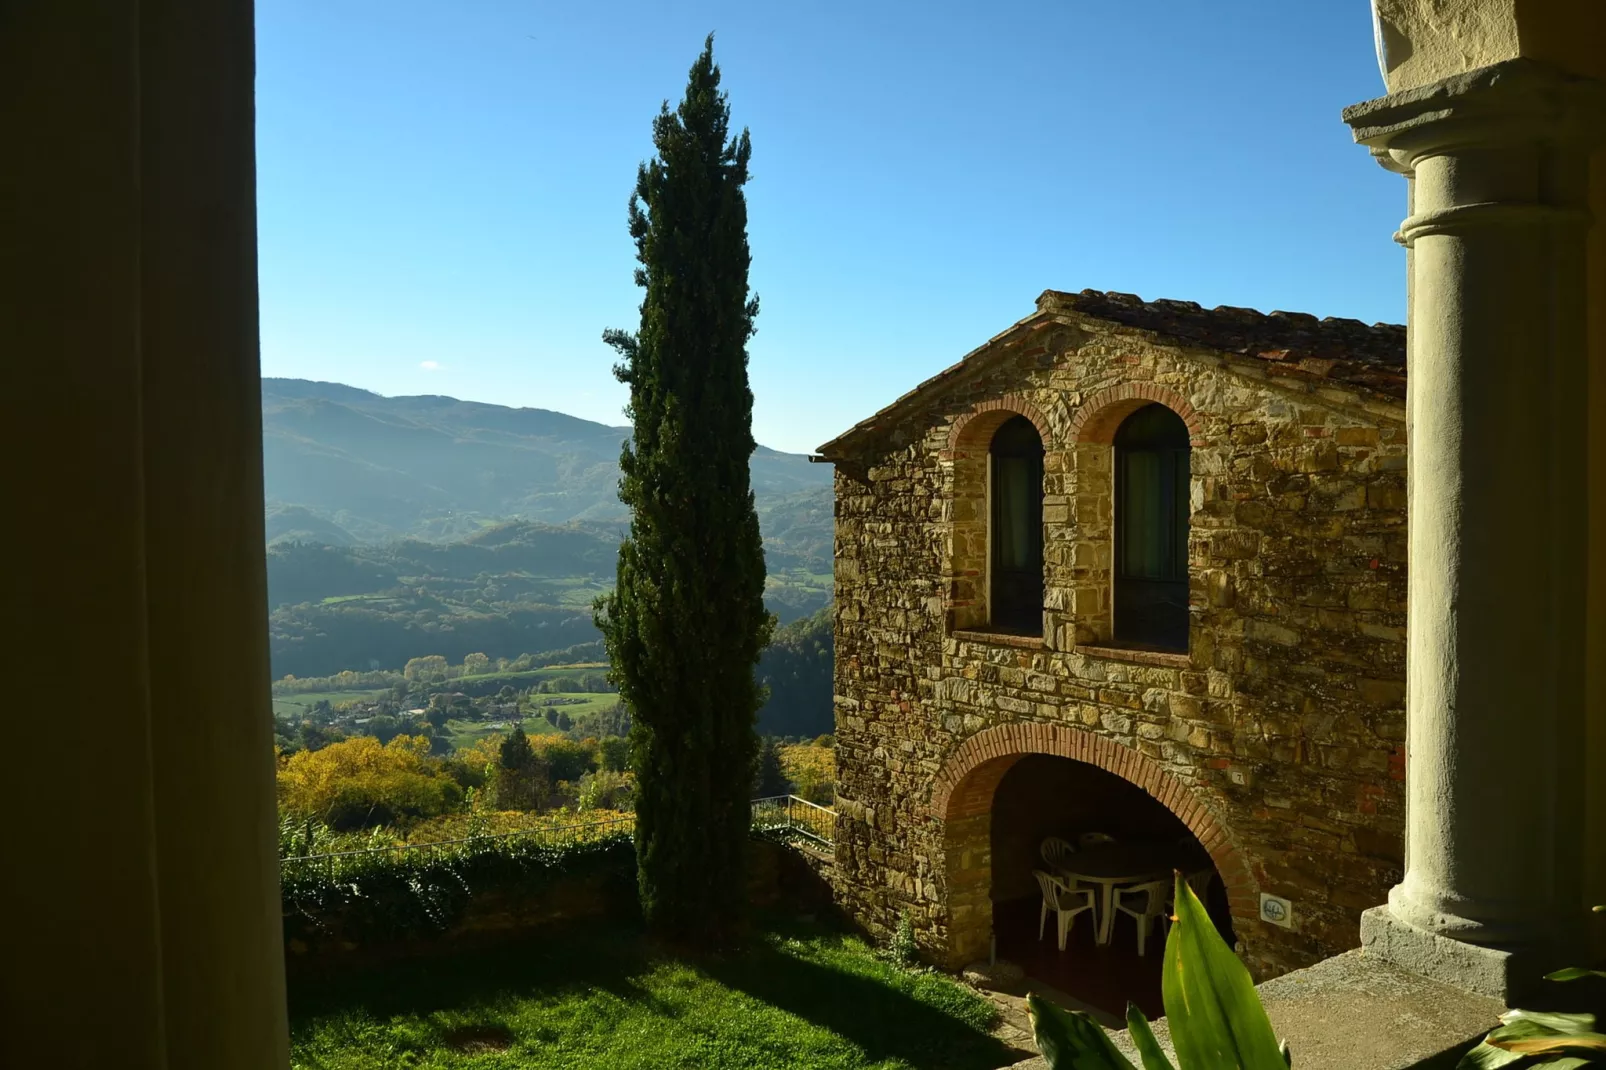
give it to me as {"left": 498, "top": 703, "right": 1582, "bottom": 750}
{"left": 1062, "top": 382, "right": 1204, "bottom": 649}
{"left": 928, "top": 722, "right": 1258, "bottom": 966}
{"left": 1113, "top": 404, "right": 1191, "bottom": 650}
{"left": 944, "top": 396, "right": 1057, "bottom": 635}
{"left": 988, "top": 416, "right": 1044, "bottom": 634}
{"left": 1068, "top": 383, "right": 1204, "bottom": 447}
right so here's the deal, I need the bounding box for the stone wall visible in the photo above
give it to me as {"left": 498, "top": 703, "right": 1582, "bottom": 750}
{"left": 829, "top": 311, "right": 1409, "bottom": 980}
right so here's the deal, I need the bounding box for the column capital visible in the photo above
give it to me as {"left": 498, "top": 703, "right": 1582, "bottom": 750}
{"left": 1343, "top": 57, "right": 1606, "bottom": 175}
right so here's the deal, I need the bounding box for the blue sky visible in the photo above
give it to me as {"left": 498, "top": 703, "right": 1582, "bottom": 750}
{"left": 256, "top": 1, "right": 1403, "bottom": 455}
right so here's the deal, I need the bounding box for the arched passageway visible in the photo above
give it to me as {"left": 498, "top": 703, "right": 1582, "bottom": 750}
{"left": 989, "top": 755, "right": 1234, "bottom": 1017}
{"left": 931, "top": 724, "right": 1256, "bottom": 1018}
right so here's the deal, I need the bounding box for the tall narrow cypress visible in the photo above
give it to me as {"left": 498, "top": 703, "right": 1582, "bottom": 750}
{"left": 597, "top": 36, "right": 772, "bottom": 944}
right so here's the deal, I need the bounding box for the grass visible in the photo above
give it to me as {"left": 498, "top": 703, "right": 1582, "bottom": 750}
{"left": 535, "top": 576, "right": 615, "bottom": 607}
{"left": 444, "top": 715, "right": 559, "bottom": 748}
{"left": 274, "top": 689, "right": 394, "bottom": 719}
{"left": 443, "top": 693, "right": 617, "bottom": 750}
{"left": 288, "top": 915, "right": 1016, "bottom": 1070}
{"left": 446, "top": 663, "right": 609, "bottom": 690}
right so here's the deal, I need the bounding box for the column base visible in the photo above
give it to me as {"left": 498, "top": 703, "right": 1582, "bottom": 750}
{"left": 1360, "top": 905, "right": 1542, "bottom": 1004}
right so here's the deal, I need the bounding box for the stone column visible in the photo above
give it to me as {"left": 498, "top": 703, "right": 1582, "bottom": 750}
{"left": 1344, "top": 59, "right": 1606, "bottom": 1001}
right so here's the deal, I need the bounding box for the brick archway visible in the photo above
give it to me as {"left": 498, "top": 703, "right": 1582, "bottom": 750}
{"left": 929, "top": 722, "right": 1257, "bottom": 965}
{"left": 943, "top": 394, "right": 1059, "bottom": 632}
{"left": 947, "top": 394, "right": 1058, "bottom": 453}
{"left": 1069, "top": 382, "right": 1205, "bottom": 447}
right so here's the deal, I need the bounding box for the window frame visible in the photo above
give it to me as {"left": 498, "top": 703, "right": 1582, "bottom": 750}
{"left": 1111, "top": 404, "right": 1191, "bottom": 652}
{"left": 986, "top": 415, "right": 1045, "bottom": 637}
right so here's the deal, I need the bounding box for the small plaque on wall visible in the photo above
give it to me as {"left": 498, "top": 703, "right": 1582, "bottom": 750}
{"left": 1260, "top": 893, "right": 1294, "bottom": 929}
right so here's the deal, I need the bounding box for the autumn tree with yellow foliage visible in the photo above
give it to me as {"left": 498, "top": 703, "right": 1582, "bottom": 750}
{"left": 277, "top": 734, "right": 464, "bottom": 830}
{"left": 778, "top": 743, "right": 835, "bottom": 804}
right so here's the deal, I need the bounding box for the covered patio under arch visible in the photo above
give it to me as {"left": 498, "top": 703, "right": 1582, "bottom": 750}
{"left": 931, "top": 724, "right": 1258, "bottom": 1015}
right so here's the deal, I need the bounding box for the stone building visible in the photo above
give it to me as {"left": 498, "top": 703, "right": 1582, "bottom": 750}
{"left": 816, "top": 289, "right": 1412, "bottom": 981}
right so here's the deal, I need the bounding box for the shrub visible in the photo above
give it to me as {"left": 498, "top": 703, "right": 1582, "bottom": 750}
{"left": 888, "top": 911, "right": 918, "bottom": 967}
{"left": 280, "top": 826, "right": 636, "bottom": 948}
{"left": 277, "top": 734, "right": 464, "bottom": 831}
{"left": 577, "top": 770, "right": 635, "bottom": 812}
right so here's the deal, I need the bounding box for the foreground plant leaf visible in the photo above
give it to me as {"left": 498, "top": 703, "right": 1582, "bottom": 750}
{"left": 1027, "top": 992, "right": 1138, "bottom": 1069}
{"left": 1499, "top": 1010, "right": 1598, "bottom": 1034}
{"left": 1125, "top": 1002, "right": 1177, "bottom": 1070}
{"left": 1487, "top": 1033, "right": 1606, "bottom": 1056}
{"left": 1457, "top": 1039, "right": 1535, "bottom": 1069}
{"left": 1459, "top": 1011, "right": 1565, "bottom": 1068}
{"left": 1161, "top": 872, "right": 1288, "bottom": 1070}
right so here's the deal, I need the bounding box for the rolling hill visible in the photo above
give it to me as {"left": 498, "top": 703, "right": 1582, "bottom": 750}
{"left": 262, "top": 377, "right": 833, "bottom": 544}
{"left": 261, "top": 379, "right": 835, "bottom": 679}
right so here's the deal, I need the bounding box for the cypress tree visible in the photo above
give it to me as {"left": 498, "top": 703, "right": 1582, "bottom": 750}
{"left": 753, "top": 737, "right": 790, "bottom": 798}
{"left": 596, "top": 35, "right": 772, "bottom": 944}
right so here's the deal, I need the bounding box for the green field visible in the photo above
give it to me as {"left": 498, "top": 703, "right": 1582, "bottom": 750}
{"left": 532, "top": 576, "right": 615, "bottom": 607}
{"left": 437, "top": 663, "right": 609, "bottom": 692}
{"left": 273, "top": 689, "right": 394, "bottom": 719}
{"left": 766, "top": 568, "right": 833, "bottom": 592}
{"left": 445, "top": 692, "right": 620, "bottom": 751}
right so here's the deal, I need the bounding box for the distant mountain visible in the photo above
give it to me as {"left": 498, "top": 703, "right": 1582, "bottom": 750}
{"left": 261, "top": 378, "right": 833, "bottom": 549}
{"left": 260, "top": 380, "right": 835, "bottom": 679}
{"left": 265, "top": 504, "right": 358, "bottom": 546}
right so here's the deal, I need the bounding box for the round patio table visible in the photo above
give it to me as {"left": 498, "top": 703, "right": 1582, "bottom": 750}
{"left": 1057, "top": 842, "right": 1208, "bottom": 946}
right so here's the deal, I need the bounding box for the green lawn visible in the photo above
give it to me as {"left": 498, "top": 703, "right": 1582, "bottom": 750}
{"left": 287, "top": 916, "right": 1017, "bottom": 1070}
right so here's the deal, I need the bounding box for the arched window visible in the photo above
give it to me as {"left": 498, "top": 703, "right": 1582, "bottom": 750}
{"left": 989, "top": 416, "right": 1044, "bottom": 635}
{"left": 1113, "top": 404, "right": 1190, "bottom": 651}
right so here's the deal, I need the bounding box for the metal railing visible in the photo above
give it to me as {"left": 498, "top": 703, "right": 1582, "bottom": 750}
{"left": 751, "top": 794, "right": 837, "bottom": 852}
{"left": 282, "top": 795, "right": 836, "bottom": 873}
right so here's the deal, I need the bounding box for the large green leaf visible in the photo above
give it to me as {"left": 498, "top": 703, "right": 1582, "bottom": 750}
{"left": 1460, "top": 1011, "right": 1571, "bottom": 1069}
{"left": 1499, "top": 1010, "right": 1598, "bottom": 1033}
{"left": 1028, "top": 992, "right": 1139, "bottom": 1070}
{"left": 1487, "top": 1033, "right": 1606, "bottom": 1056}
{"left": 1458, "top": 1039, "right": 1536, "bottom": 1069}
{"left": 1160, "top": 872, "right": 1288, "bottom": 1070}
{"left": 1125, "top": 1002, "right": 1178, "bottom": 1070}
{"left": 1547, "top": 967, "right": 1606, "bottom": 983}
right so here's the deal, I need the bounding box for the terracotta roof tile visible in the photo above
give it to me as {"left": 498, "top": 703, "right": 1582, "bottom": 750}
{"left": 817, "top": 289, "right": 1405, "bottom": 456}
{"left": 1042, "top": 290, "right": 1405, "bottom": 391}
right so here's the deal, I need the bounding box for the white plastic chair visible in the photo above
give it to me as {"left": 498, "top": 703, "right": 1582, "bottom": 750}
{"left": 1112, "top": 879, "right": 1170, "bottom": 956}
{"left": 1040, "top": 836, "right": 1078, "bottom": 875}
{"left": 1033, "top": 869, "right": 1096, "bottom": 951}
{"left": 1077, "top": 831, "right": 1118, "bottom": 849}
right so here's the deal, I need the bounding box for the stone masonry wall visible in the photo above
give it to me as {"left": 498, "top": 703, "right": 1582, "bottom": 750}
{"left": 829, "top": 311, "right": 1408, "bottom": 981}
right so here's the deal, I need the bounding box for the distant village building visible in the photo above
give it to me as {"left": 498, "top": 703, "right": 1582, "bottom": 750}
{"left": 816, "top": 289, "right": 1409, "bottom": 982}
